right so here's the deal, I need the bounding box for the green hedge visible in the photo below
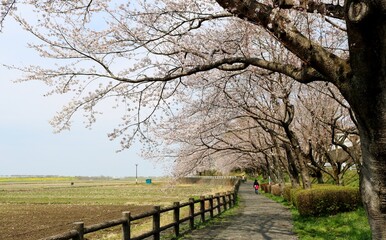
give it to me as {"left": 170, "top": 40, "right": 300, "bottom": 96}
{"left": 294, "top": 186, "right": 361, "bottom": 217}
{"left": 290, "top": 187, "right": 303, "bottom": 206}
{"left": 283, "top": 186, "right": 291, "bottom": 201}
{"left": 283, "top": 184, "right": 300, "bottom": 202}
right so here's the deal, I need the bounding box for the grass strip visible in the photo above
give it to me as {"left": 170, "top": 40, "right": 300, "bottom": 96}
{"left": 264, "top": 193, "right": 371, "bottom": 240}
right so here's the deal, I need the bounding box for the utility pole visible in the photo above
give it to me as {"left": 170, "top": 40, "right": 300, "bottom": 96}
{"left": 135, "top": 164, "right": 138, "bottom": 184}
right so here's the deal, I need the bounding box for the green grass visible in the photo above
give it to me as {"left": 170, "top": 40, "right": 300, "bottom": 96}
{"left": 293, "top": 208, "right": 371, "bottom": 240}
{"left": 264, "top": 193, "right": 371, "bottom": 240}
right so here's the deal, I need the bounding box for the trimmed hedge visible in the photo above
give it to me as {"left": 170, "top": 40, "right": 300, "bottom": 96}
{"left": 260, "top": 183, "right": 270, "bottom": 193}
{"left": 283, "top": 186, "right": 290, "bottom": 201}
{"left": 290, "top": 187, "right": 303, "bottom": 206}
{"left": 293, "top": 186, "right": 361, "bottom": 217}
{"left": 271, "top": 184, "right": 282, "bottom": 196}
{"left": 283, "top": 185, "right": 298, "bottom": 202}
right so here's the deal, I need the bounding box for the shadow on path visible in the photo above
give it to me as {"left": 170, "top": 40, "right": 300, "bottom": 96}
{"left": 181, "top": 182, "right": 298, "bottom": 240}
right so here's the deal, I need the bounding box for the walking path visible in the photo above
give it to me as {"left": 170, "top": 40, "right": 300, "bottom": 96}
{"left": 181, "top": 182, "right": 298, "bottom": 239}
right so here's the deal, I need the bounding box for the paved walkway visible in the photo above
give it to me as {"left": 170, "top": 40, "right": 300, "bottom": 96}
{"left": 181, "top": 182, "right": 298, "bottom": 239}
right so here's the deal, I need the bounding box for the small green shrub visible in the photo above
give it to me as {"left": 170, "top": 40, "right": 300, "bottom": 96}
{"left": 290, "top": 188, "right": 303, "bottom": 207}
{"left": 283, "top": 185, "right": 292, "bottom": 202}
{"left": 295, "top": 186, "right": 361, "bottom": 217}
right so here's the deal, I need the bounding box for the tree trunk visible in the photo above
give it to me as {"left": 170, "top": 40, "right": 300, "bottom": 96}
{"left": 357, "top": 123, "right": 386, "bottom": 240}
{"left": 297, "top": 153, "right": 312, "bottom": 189}
{"left": 332, "top": 162, "right": 342, "bottom": 185}
{"left": 282, "top": 143, "right": 301, "bottom": 188}
{"left": 272, "top": 155, "right": 286, "bottom": 187}
{"left": 338, "top": 173, "right": 345, "bottom": 186}
{"left": 344, "top": 0, "right": 386, "bottom": 238}
{"left": 283, "top": 125, "right": 312, "bottom": 189}
{"left": 289, "top": 173, "right": 300, "bottom": 188}
{"left": 314, "top": 169, "right": 324, "bottom": 184}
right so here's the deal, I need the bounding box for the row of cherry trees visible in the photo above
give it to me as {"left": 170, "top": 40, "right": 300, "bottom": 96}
{"left": 148, "top": 67, "right": 360, "bottom": 188}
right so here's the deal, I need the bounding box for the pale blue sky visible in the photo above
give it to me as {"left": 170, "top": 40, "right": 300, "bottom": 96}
{"left": 0, "top": 14, "right": 167, "bottom": 178}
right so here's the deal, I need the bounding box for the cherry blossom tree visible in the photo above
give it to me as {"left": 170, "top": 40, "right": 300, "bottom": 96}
{"left": 150, "top": 76, "right": 272, "bottom": 177}
{"left": 7, "top": 0, "right": 386, "bottom": 237}
{"left": 296, "top": 84, "right": 360, "bottom": 185}
{"left": 0, "top": 0, "right": 16, "bottom": 30}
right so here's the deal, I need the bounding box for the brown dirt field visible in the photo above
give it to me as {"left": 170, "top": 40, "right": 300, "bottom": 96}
{"left": 0, "top": 204, "right": 153, "bottom": 240}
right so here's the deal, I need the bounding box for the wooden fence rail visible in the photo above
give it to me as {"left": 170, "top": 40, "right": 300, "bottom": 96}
{"left": 42, "top": 179, "right": 241, "bottom": 240}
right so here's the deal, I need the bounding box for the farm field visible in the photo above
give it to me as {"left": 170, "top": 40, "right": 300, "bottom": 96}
{"left": 0, "top": 176, "right": 233, "bottom": 240}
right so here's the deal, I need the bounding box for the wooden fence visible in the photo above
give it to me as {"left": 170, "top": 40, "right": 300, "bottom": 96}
{"left": 42, "top": 179, "right": 241, "bottom": 240}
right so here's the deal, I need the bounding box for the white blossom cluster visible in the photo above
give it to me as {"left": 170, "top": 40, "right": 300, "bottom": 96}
{"left": 0, "top": 0, "right": 15, "bottom": 30}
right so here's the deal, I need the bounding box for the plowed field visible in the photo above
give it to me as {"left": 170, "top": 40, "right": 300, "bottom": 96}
{"left": 0, "top": 204, "right": 152, "bottom": 240}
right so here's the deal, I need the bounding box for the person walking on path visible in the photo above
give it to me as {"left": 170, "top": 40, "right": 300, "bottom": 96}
{"left": 253, "top": 179, "right": 260, "bottom": 194}
{"left": 181, "top": 182, "right": 298, "bottom": 240}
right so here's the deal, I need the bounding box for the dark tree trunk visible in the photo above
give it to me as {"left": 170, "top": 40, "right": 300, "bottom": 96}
{"left": 283, "top": 123, "right": 312, "bottom": 189}
{"left": 271, "top": 154, "right": 286, "bottom": 186}
{"left": 312, "top": 169, "right": 324, "bottom": 184}
{"left": 297, "top": 153, "right": 312, "bottom": 188}
{"left": 330, "top": 157, "right": 343, "bottom": 185}
{"left": 283, "top": 143, "right": 301, "bottom": 188}
{"left": 355, "top": 120, "right": 386, "bottom": 240}
{"left": 343, "top": 0, "right": 386, "bottom": 238}
{"left": 308, "top": 145, "right": 325, "bottom": 184}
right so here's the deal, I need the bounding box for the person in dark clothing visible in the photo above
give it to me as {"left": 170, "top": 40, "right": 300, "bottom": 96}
{"left": 253, "top": 179, "right": 259, "bottom": 194}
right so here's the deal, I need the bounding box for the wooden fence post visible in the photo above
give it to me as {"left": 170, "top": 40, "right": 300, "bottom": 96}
{"left": 122, "top": 211, "right": 131, "bottom": 240}
{"left": 153, "top": 206, "right": 161, "bottom": 240}
{"left": 173, "top": 202, "right": 180, "bottom": 237}
{"left": 73, "top": 222, "right": 84, "bottom": 240}
{"left": 222, "top": 193, "right": 227, "bottom": 211}
{"left": 200, "top": 196, "right": 205, "bottom": 223}
{"left": 209, "top": 195, "right": 214, "bottom": 218}
{"left": 189, "top": 198, "right": 195, "bottom": 230}
{"left": 215, "top": 193, "right": 221, "bottom": 215}
{"left": 227, "top": 191, "right": 232, "bottom": 208}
